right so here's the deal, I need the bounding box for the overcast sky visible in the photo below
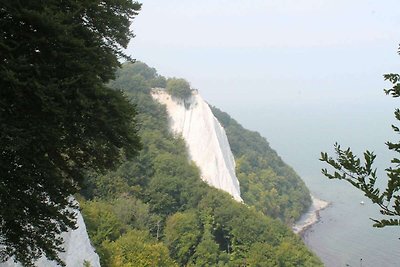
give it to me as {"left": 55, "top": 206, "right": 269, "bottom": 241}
{"left": 126, "top": 1, "right": 400, "bottom": 177}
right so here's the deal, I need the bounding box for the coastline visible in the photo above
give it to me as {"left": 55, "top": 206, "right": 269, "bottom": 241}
{"left": 292, "top": 195, "right": 329, "bottom": 236}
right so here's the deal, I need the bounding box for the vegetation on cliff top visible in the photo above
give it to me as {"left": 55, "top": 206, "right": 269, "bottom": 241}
{"left": 166, "top": 78, "right": 193, "bottom": 100}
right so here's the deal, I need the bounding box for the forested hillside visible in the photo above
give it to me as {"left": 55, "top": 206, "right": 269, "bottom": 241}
{"left": 79, "top": 62, "right": 322, "bottom": 266}
{"left": 212, "top": 108, "right": 311, "bottom": 223}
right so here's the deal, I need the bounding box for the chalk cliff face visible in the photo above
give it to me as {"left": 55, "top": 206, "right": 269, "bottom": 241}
{"left": 56, "top": 211, "right": 100, "bottom": 267}
{"left": 152, "top": 89, "right": 242, "bottom": 202}
{"left": 3, "top": 210, "right": 100, "bottom": 267}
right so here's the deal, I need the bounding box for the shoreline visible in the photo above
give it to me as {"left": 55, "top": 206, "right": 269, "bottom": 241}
{"left": 292, "top": 195, "right": 330, "bottom": 236}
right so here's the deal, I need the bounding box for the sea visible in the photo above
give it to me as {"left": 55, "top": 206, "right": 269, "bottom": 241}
{"left": 228, "top": 99, "right": 400, "bottom": 267}
{"left": 301, "top": 174, "right": 400, "bottom": 267}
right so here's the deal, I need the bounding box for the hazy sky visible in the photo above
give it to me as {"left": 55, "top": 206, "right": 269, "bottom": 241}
{"left": 126, "top": 1, "right": 400, "bottom": 177}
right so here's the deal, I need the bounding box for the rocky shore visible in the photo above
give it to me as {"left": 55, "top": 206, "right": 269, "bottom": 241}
{"left": 292, "top": 195, "right": 329, "bottom": 235}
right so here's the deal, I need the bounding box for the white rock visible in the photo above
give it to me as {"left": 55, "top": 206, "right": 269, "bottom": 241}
{"left": 2, "top": 209, "right": 100, "bottom": 267}
{"left": 152, "top": 89, "right": 242, "bottom": 202}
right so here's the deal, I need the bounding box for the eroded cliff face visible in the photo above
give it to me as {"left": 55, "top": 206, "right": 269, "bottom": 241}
{"left": 3, "top": 210, "right": 100, "bottom": 267}
{"left": 152, "top": 89, "right": 242, "bottom": 202}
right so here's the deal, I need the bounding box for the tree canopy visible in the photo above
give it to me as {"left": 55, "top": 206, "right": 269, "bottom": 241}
{"left": 166, "top": 78, "right": 192, "bottom": 100}
{"left": 321, "top": 47, "right": 400, "bottom": 228}
{"left": 0, "top": 1, "right": 141, "bottom": 265}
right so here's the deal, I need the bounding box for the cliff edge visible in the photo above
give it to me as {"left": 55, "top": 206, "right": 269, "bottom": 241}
{"left": 152, "top": 89, "right": 242, "bottom": 202}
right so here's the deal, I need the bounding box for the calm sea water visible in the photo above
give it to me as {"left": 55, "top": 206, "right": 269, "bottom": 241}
{"left": 228, "top": 100, "right": 400, "bottom": 267}
{"left": 302, "top": 175, "right": 400, "bottom": 267}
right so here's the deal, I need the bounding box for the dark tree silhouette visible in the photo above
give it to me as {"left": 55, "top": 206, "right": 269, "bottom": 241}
{"left": 0, "top": 0, "right": 142, "bottom": 265}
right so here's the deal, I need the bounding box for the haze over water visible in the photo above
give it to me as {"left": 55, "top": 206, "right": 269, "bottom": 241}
{"left": 231, "top": 103, "right": 400, "bottom": 267}
{"left": 129, "top": 1, "right": 400, "bottom": 265}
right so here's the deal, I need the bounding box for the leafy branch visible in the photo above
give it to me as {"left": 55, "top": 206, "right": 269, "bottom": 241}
{"left": 320, "top": 51, "right": 400, "bottom": 227}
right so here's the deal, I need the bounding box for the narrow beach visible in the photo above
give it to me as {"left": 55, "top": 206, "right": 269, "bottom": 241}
{"left": 292, "top": 195, "right": 329, "bottom": 235}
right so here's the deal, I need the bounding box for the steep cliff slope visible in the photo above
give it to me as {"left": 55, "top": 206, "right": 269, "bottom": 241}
{"left": 151, "top": 89, "right": 242, "bottom": 202}
{"left": 3, "top": 210, "right": 100, "bottom": 267}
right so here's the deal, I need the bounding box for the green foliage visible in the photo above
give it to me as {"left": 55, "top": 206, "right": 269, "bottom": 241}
{"left": 102, "top": 230, "right": 176, "bottom": 267}
{"left": 165, "top": 211, "right": 201, "bottom": 265}
{"left": 211, "top": 107, "right": 311, "bottom": 223}
{"left": 192, "top": 222, "right": 220, "bottom": 266}
{"left": 149, "top": 75, "right": 168, "bottom": 88}
{"left": 112, "top": 197, "right": 161, "bottom": 232}
{"left": 321, "top": 143, "right": 400, "bottom": 227}
{"left": 166, "top": 78, "right": 192, "bottom": 100}
{"left": 0, "top": 1, "right": 142, "bottom": 265}
{"left": 109, "top": 61, "right": 167, "bottom": 92}
{"left": 81, "top": 62, "right": 322, "bottom": 266}
{"left": 81, "top": 199, "right": 174, "bottom": 267}
{"left": 321, "top": 47, "right": 400, "bottom": 228}
{"left": 245, "top": 242, "right": 279, "bottom": 266}
{"left": 81, "top": 201, "right": 126, "bottom": 248}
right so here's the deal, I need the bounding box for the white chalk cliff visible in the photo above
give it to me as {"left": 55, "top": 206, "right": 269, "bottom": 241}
{"left": 152, "top": 89, "right": 242, "bottom": 202}
{"left": 3, "top": 210, "right": 100, "bottom": 267}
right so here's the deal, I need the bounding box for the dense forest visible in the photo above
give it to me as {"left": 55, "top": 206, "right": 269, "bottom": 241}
{"left": 79, "top": 62, "right": 322, "bottom": 266}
